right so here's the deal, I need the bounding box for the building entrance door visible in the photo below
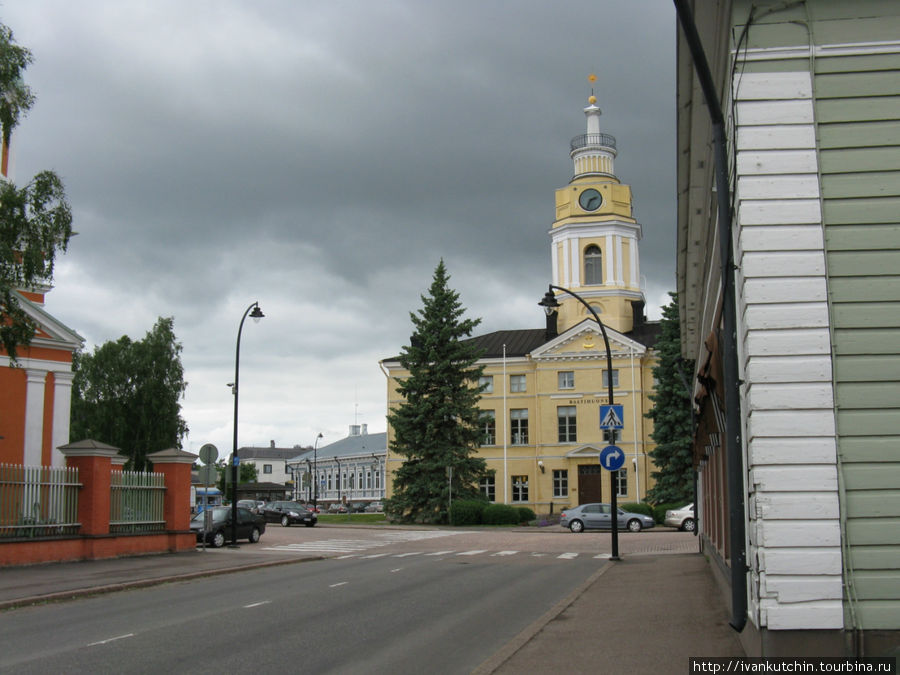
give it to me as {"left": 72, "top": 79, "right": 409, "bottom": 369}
{"left": 578, "top": 465, "right": 604, "bottom": 504}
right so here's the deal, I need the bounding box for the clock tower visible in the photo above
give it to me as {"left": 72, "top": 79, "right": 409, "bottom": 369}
{"left": 549, "top": 81, "right": 644, "bottom": 334}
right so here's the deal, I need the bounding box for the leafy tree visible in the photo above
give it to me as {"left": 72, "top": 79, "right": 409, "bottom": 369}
{"left": 216, "top": 460, "right": 259, "bottom": 495}
{"left": 646, "top": 292, "right": 695, "bottom": 504}
{"left": 0, "top": 24, "right": 73, "bottom": 361}
{"left": 71, "top": 317, "right": 189, "bottom": 471}
{"left": 386, "top": 260, "right": 487, "bottom": 524}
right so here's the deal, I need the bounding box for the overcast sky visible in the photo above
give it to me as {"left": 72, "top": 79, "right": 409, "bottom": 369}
{"left": 4, "top": 0, "right": 676, "bottom": 456}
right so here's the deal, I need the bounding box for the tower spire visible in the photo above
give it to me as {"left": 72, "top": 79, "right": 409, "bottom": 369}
{"left": 571, "top": 74, "right": 616, "bottom": 179}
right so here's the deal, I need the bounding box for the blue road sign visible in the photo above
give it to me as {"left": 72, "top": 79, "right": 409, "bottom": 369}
{"left": 599, "top": 445, "right": 625, "bottom": 471}
{"left": 599, "top": 404, "right": 624, "bottom": 429}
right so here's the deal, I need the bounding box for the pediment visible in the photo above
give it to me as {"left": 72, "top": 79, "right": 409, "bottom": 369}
{"left": 565, "top": 444, "right": 604, "bottom": 458}
{"left": 532, "top": 319, "right": 646, "bottom": 361}
{"left": 14, "top": 291, "right": 83, "bottom": 350}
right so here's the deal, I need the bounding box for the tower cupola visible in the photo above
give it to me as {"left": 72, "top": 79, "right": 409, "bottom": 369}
{"left": 570, "top": 86, "right": 617, "bottom": 180}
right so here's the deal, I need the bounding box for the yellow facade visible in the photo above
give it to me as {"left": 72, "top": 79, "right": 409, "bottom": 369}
{"left": 382, "top": 93, "right": 660, "bottom": 512}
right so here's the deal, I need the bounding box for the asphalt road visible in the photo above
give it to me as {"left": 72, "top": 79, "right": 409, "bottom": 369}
{"left": 0, "top": 533, "right": 615, "bottom": 673}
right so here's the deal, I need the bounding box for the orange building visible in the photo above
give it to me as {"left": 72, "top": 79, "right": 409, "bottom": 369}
{"left": 0, "top": 141, "right": 82, "bottom": 467}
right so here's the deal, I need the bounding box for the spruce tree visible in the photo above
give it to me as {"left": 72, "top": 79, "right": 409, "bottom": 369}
{"left": 387, "top": 260, "right": 487, "bottom": 523}
{"left": 646, "top": 293, "right": 695, "bottom": 504}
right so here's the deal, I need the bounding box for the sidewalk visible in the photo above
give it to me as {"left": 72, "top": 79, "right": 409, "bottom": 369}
{"left": 0, "top": 544, "right": 745, "bottom": 673}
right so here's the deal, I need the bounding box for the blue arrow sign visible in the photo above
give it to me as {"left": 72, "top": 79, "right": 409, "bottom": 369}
{"left": 599, "top": 404, "right": 624, "bottom": 429}
{"left": 599, "top": 445, "right": 625, "bottom": 472}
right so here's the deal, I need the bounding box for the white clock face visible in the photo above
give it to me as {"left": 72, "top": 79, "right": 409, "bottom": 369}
{"left": 579, "top": 188, "right": 602, "bottom": 211}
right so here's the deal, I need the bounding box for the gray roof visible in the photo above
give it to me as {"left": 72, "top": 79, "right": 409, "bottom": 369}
{"left": 238, "top": 447, "right": 307, "bottom": 460}
{"left": 290, "top": 432, "right": 386, "bottom": 463}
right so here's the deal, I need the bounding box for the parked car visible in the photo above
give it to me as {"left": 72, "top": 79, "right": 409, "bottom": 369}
{"left": 260, "top": 500, "right": 318, "bottom": 527}
{"left": 560, "top": 503, "right": 655, "bottom": 533}
{"left": 665, "top": 503, "right": 696, "bottom": 532}
{"left": 237, "top": 499, "right": 259, "bottom": 514}
{"left": 350, "top": 502, "right": 369, "bottom": 513}
{"left": 328, "top": 503, "right": 348, "bottom": 514}
{"left": 190, "top": 506, "right": 265, "bottom": 548}
{"left": 365, "top": 501, "right": 383, "bottom": 513}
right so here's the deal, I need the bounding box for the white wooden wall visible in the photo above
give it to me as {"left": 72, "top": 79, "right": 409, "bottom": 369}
{"left": 734, "top": 71, "right": 843, "bottom": 631}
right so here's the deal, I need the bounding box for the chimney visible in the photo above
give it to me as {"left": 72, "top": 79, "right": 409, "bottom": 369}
{"left": 631, "top": 300, "right": 646, "bottom": 329}
{"left": 349, "top": 425, "right": 361, "bottom": 437}
{"left": 270, "top": 440, "right": 275, "bottom": 448}
{"left": 361, "top": 423, "right": 368, "bottom": 435}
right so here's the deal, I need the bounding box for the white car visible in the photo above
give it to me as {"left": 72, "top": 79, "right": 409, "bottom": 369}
{"left": 665, "top": 503, "right": 696, "bottom": 532}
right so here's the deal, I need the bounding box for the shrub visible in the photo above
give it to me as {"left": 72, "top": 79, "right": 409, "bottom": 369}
{"left": 451, "top": 499, "right": 488, "bottom": 526}
{"left": 516, "top": 506, "right": 536, "bottom": 524}
{"left": 482, "top": 503, "right": 520, "bottom": 526}
{"left": 652, "top": 502, "right": 683, "bottom": 524}
{"left": 620, "top": 502, "right": 653, "bottom": 518}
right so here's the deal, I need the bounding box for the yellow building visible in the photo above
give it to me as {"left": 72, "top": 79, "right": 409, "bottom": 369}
{"left": 382, "top": 92, "right": 661, "bottom": 513}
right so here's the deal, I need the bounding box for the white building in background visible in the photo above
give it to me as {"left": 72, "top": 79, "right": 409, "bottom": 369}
{"left": 288, "top": 425, "right": 386, "bottom": 507}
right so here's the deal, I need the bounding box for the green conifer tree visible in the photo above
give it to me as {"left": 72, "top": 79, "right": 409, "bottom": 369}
{"left": 646, "top": 293, "right": 695, "bottom": 504}
{"left": 386, "top": 261, "right": 487, "bottom": 523}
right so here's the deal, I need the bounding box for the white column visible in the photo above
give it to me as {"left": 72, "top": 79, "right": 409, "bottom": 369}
{"left": 23, "top": 369, "right": 47, "bottom": 466}
{"left": 572, "top": 237, "right": 582, "bottom": 286}
{"left": 629, "top": 235, "right": 639, "bottom": 287}
{"left": 51, "top": 370, "right": 75, "bottom": 467}
{"left": 615, "top": 235, "right": 624, "bottom": 285}
{"left": 604, "top": 234, "right": 614, "bottom": 285}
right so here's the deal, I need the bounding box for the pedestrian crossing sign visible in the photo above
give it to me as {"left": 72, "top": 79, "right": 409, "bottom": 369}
{"left": 599, "top": 404, "right": 624, "bottom": 430}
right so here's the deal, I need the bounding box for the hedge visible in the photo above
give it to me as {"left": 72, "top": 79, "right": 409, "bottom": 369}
{"left": 482, "top": 503, "right": 520, "bottom": 525}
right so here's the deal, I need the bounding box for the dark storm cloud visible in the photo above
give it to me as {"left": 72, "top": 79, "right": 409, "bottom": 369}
{"left": 2, "top": 0, "right": 676, "bottom": 450}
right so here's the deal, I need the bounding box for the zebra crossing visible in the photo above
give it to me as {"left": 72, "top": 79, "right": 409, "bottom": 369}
{"left": 263, "top": 531, "right": 608, "bottom": 561}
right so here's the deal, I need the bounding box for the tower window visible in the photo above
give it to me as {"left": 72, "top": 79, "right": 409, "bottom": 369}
{"left": 584, "top": 245, "right": 602, "bottom": 285}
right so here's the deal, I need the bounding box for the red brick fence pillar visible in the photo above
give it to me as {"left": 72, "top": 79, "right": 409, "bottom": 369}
{"left": 148, "top": 447, "right": 197, "bottom": 551}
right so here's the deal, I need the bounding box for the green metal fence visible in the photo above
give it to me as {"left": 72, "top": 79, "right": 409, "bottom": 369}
{"left": 0, "top": 463, "right": 81, "bottom": 538}
{"left": 109, "top": 470, "right": 166, "bottom": 533}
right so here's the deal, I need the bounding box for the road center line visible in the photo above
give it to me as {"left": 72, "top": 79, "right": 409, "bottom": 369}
{"left": 244, "top": 601, "right": 272, "bottom": 608}
{"left": 330, "top": 581, "right": 348, "bottom": 588}
{"left": 87, "top": 633, "right": 135, "bottom": 647}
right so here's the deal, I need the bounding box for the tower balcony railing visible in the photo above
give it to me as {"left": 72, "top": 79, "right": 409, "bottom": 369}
{"left": 570, "top": 133, "right": 617, "bottom": 152}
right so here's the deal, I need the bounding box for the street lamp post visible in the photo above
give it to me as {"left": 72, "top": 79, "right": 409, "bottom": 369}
{"left": 313, "top": 433, "right": 323, "bottom": 510}
{"left": 231, "top": 301, "right": 264, "bottom": 547}
{"left": 539, "top": 284, "right": 620, "bottom": 560}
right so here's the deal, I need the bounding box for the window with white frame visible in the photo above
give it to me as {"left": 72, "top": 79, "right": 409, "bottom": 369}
{"left": 511, "top": 475, "right": 529, "bottom": 502}
{"left": 481, "top": 410, "right": 496, "bottom": 445}
{"left": 509, "top": 374, "right": 526, "bottom": 393}
{"left": 553, "top": 469, "right": 568, "bottom": 498}
{"left": 263, "top": 464, "right": 273, "bottom": 474}
{"left": 584, "top": 244, "right": 603, "bottom": 285}
{"left": 602, "top": 369, "right": 619, "bottom": 388}
{"left": 557, "top": 406, "right": 577, "bottom": 443}
{"left": 558, "top": 371, "right": 575, "bottom": 390}
{"left": 480, "top": 474, "right": 495, "bottom": 501}
{"left": 616, "top": 468, "right": 627, "bottom": 497}
{"left": 478, "top": 375, "right": 493, "bottom": 393}
{"left": 510, "top": 409, "right": 528, "bottom": 445}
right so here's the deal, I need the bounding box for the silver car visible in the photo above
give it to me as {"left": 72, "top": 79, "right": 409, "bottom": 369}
{"left": 664, "top": 503, "right": 696, "bottom": 532}
{"left": 560, "top": 503, "right": 655, "bottom": 533}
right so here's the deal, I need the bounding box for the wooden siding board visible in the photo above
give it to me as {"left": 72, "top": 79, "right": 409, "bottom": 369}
{"left": 827, "top": 224, "right": 900, "bottom": 251}
{"left": 851, "top": 571, "right": 900, "bottom": 601}
{"left": 818, "top": 120, "right": 900, "bottom": 149}
{"left": 820, "top": 147, "right": 900, "bottom": 174}
{"left": 831, "top": 302, "right": 900, "bottom": 328}
{"left": 822, "top": 172, "right": 900, "bottom": 199}
{"left": 850, "top": 546, "right": 900, "bottom": 571}
{"left": 829, "top": 277, "right": 900, "bottom": 302}
{"left": 747, "top": 355, "right": 832, "bottom": 383}
{"left": 751, "top": 466, "right": 837, "bottom": 492}
{"left": 827, "top": 250, "right": 900, "bottom": 276}
{"left": 824, "top": 196, "right": 900, "bottom": 224}
{"left": 838, "top": 437, "right": 899, "bottom": 463}
{"left": 753, "top": 492, "right": 840, "bottom": 520}
{"left": 815, "top": 54, "right": 900, "bottom": 75}
{"left": 856, "top": 601, "right": 900, "bottom": 630}
{"left": 844, "top": 490, "right": 900, "bottom": 518}
{"left": 838, "top": 410, "right": 900, "bottom": 436}
{"left": 846, "top": 519, "right": 900, "bottom": 546}
{"left": 833, "top": 328, "right": 900, "bottom": 356}
{"left": 759, "top": 547, "right": 842, "bottom": 576}
{"left": 834, "top": 354, "right": 900, "bottom": 382}
{"left": 741, "top": 225, "right": 823, "bottom": 251}
{"left": 749, "top": 437, "right": 837, "bottom": 465}
{"left": 747, "top": 327, "right": 832, "bottom": 357}
{"left": 815, "top": 71, "right": 900, "bottom": 99}
{"left": 836, "top": 382, "right": 900, "bottom": 409}
{"left": 817, "top": 97, "right": 900, "bottom": 124}
{"left": 843, "top": 464, "right": 900, "bottom": 491}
